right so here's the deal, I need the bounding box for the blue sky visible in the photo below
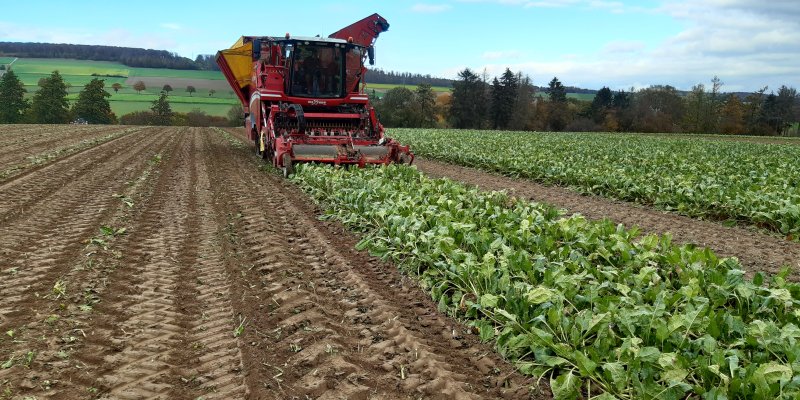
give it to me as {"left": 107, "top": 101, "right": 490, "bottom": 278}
{"left": 1, "top": 0, "right": 798, "bottom": 92}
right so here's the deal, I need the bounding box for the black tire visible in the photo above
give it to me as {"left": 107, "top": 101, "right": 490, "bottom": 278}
{"left": 254, "top": 133, "right": 262, "bottom": 157}
{"left": 396, "top": 153, "right": 412, "bottom": 165}
{"left": 282, "top": 153, "right": 294, "bottom": 178}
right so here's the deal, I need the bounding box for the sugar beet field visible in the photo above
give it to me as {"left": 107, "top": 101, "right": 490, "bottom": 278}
{"left": 1, "top": 126, "right": 800, "bottom": 400}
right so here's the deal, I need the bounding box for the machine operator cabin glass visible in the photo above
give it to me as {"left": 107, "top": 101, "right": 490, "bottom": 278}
{"left": 291, "top": 43, "right": 343, "bottom": 98}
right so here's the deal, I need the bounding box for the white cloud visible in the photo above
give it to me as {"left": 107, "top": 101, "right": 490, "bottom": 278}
{"left": 587, "top": 0, "right": 625, "bottom": 13}
{"left": 601, "top": 40, "right": 645, "bottom": 54}
{"left": 524, "top": 1, "right": 579, "bottom": 8}
{"left": 444, "top": 1, "right": 800, "bottom": 91}
{"left": 160, "top": 23, "right": 182, "bottom": 31}
{"left": 410, "top": 3, "right": 453, "bottom": 13}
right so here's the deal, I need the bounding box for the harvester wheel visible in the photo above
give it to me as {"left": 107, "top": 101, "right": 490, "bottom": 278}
{"left": 253, "top": 134, "right": 262, "bottom": 157}
{"left": 397, "top": 153, "right": 412, "bottom": 165}
{"left": 282, "top": 153, "right": 294, "bottom": 178}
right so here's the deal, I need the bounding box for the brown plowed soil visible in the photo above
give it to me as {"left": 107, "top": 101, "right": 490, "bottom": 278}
{"left": 0, "top": 126, "right": 541, "bottom": 400}
{"left": 413, "top": 158, "right": 800, "bottom": 278}
{"left": 0, "top": 125, "right": 141, "bottom": 181}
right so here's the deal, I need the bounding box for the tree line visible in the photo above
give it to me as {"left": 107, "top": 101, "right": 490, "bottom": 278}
{"left": 367, "top": 69, "right": 453, "bottom": 88}
{"left": 0, "top": 42, "right": 219, "bottom": 70}
{"left": 0, "top": 69, "right": 233, "bottom": 126}
{"left": 374, "top": 67, "right": 800, "bottom": 136}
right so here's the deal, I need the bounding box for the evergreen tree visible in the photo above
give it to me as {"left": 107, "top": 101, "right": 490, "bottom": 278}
{"left": 683, "top": 83, "right": 707, "bottom": 133}
{"left": 744, "top": 87, "right": 769, "bottom": 135}
{"left": 547, "top": 77, "right": 567, "bottom": 103}
{"left": 775, "top": 85, "right": 798, "bottom": 135}
{"left": 150, "top": 90, "right": 173, "bottom": 125}
{"left": 72, "top": 78, "right": 113, "bottom": 124}
{"left": 612, "top": 90, "right": 631, "bottom": 109}
{"left": 414, "top": 83, "right": 437, "bottom": 128}
{"left": 545, "top": 77, "right": 569, "bottom": 131}
{"left": 0, "top": 69, "right": 28, "bottom": 123}
{"left": 449, "top": 68, "right": 488, "bottom": 129}
{"left": 509, "top": 73, "right": 536, "bottom": 131}
{"left": 30, "top": 71, "right": 70, "bottom": 124}
{"left": 589, "top": 86, "right": 613, "bottom": 123}
{"left": 490, "top": 77, "right": 502, "bottom": 128}
{"left": 488, "top": 69, "right": 518, "bottom": 129}
{"left": 763, "top": 93, "right": 783, "bottom": 134}
{"left": 704, "top": 76, "right": 723, "bottom": 133}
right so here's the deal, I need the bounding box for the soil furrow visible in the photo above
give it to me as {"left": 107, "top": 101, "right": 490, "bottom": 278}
{"left": 91, "top": 131, "right": 195, "bottom": 399}
{"left": 43, "top": 128, "right": 247, "bottom": 400}
{"left": 0, "top": 125, "right": 87, "bottom": 149}
{"left": 0, "top": 128, "right": 172, "bottom": 327}
{"left": 205, "top": 128, "right": 538, "bottom": 399}
{"left": 413, "top": 158, "right": 800, "bottom": 278}
{"left": 0, "top": 125, "right": 128, "bottom": 167}
{"left": 0, "top": 126, "right": 140, "bottom": 183}
{"left": 164, "top": 128, "right": 246, "bottom": 400}
{"left": 0, "top": 128, "right": 181, "bottom": 398}
{"left": 0, "top": 126, "right": 150, "bottom": 217}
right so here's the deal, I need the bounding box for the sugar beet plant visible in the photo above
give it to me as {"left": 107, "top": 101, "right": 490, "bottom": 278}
{"left": 292, "top": 164, "right": 800, "bottom": 399}
{"left": 390, "top": 129, "right": 800, "bottom": 238}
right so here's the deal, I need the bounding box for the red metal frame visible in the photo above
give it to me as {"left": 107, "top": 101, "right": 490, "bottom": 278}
{"left": 215, "top": 14, "right": 412, "bottom": 171}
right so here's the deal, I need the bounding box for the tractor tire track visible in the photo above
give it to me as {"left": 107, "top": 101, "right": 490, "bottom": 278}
{"left": 206, "top": 129, "right": 538, "bottom": 399}
{"left": 163, "top": 128, "right": 246, "bottom": 400}
{"left": 0, "top": 128, "right": 172, "bottom": 331}
{"left": 0, "top": 126, "right": 140, "bottom": 183}
{"left": 0, "top": 126, "right": 150, "bottom": 217}
{"left": 0, "top": 127, "right": 180, "bottom": 399}
{"left": 0, "top": 125, "right": 55, "bottom": 147}
{"left": 57, "top": 128, "right": 246, "bottom": 400}
{"left": 91, "top": 130, "right": 195, "bottom": 399}
{"left": 0, "top": 125, "right": 127, "bottom": 168}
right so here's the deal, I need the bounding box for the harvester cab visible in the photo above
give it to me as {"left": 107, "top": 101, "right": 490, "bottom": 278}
{"left": 216, "top": 13, "right": 413, "bottom": 176}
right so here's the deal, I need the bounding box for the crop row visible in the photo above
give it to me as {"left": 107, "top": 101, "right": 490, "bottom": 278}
{"left": 292, "top": 164, "right": 800, "bottom": 400}
{"left": 389, "top": 129, "right": 800, "bottom": 237}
